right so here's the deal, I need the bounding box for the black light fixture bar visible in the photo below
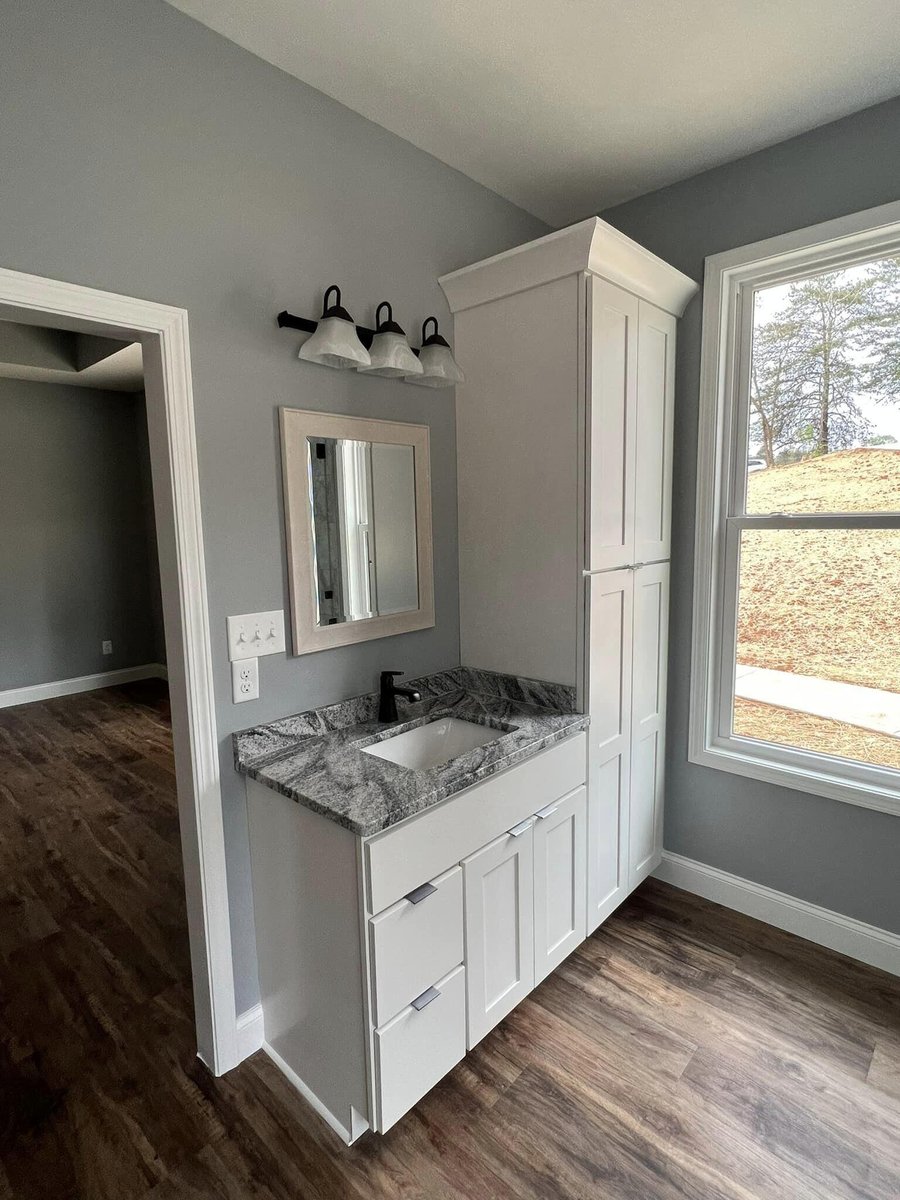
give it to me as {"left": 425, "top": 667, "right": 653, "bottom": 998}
{"left": 277, "top": 310, "right": 416, "bottom": 354}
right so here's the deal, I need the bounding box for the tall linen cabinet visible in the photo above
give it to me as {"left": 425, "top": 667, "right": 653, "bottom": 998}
{"left": 440, "top": 219, "right": 697, "bottom": 933}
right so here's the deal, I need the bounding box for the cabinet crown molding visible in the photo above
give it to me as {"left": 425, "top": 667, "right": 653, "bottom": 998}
{"left": 439, "top": 217, "right": 698, "bottom": 317}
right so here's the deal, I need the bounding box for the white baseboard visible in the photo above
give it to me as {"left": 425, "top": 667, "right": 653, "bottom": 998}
{"left": 234, "top": 1003, "right": 264, "bottom": 1061}
{"left": 0, "top": 662, "right": 168, "bottom": 709}
{"left": 654, "top": 851, "right": 900, "bottom": 978}
{"left": 262, "top": 1041, "right": 368, "bottom": 1145}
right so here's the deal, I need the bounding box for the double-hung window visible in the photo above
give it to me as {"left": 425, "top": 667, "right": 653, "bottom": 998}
{"left": 691, "top": 201, "right": 900, "bottom": 816}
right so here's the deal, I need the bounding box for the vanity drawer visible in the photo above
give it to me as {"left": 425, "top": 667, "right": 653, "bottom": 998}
{"left": 369, "top": 866, "right": 463, "bottom": 1027}
{"left": 374, "top": 965, "right": 465, "bottom": 1132}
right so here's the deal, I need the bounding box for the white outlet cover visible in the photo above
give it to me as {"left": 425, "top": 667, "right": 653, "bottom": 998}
{"left": 231, "top": 657, "right": 259, "bottom": 702}
{"left": 226, "top": 609, "right": 285, "bottom": 662}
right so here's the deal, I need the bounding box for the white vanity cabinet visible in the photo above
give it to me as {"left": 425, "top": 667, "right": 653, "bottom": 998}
{"left": 440, "top": 217, "right": 697, "bottom": 937}
{"left": 586, "top": 562, "right": 670, "bottom": 929}
{"left": 533, "top": 786, "right": 587, "bottom": 984}
{"left": 463, "top": 822, "right": 535, "bottom": 1048}
{"left": 462, "top": 781, "right": 586, "bottom": 1047}
{"left": 246, "top": 731, "right": 587, "bottom": 1144}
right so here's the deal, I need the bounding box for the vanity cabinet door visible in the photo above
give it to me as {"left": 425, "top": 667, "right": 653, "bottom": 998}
{"left": 463, "top": 824, "right": 535, "bottom": 1049}
{"left": 586, "top": 568, "right": 634, "bottom": 934}
{"left": 533, "top": 786, "right": 586, "bottom": 984}
{"left": 634, "top": 301, "right": 676, "bottom": 566}
{"left": 587, "top": 276, "right": 639, "bottom": 572}
{"left": 629, "top": 562, "right": 669, "bottom": 888}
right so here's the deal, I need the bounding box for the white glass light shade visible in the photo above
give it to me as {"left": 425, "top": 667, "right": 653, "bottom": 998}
{"left": 408, "top": 342, "right": 465, "bottom": 388}
{"left": 358, "top": 330, "right": 423, "bottom": 377}
{"left": 298, "top": 316, "right": 371, "bottom": 370}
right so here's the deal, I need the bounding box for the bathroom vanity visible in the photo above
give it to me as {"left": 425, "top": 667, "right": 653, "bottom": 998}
{"left": 236, "top": 216, "right": 696, "bottom": 1142}
{"left": 235, "top": 669, "right": 588, "bottom": 1142}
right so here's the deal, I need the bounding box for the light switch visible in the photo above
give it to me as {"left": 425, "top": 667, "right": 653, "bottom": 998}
{"left": 232, "top": 658, "right": 259, "bottom": 703}
{"left": 226, "top": 610, "right": 285, "bottom": 662}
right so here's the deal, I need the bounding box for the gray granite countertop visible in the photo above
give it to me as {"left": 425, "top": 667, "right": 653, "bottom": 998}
{"left": 233, "top": 667, "right": 589, "bottom": 837}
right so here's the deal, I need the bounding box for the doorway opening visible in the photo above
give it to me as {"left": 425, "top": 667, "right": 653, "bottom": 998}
{"left": 0, "top": 268, "right": 236, "bottom": 1083}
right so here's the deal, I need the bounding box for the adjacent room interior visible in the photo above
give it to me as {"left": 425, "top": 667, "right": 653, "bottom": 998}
{"left": 2, "top": 1, "right": 900, "bottom": 1197}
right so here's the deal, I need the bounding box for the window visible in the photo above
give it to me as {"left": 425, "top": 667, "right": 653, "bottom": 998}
{"left": 691, "top": 201, "right": 900, "bottom": 816}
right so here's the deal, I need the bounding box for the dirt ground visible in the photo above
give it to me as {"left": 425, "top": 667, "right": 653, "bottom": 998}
{"left": 735, "top": 448, "right": 900, "bottom": 765}
{"left": 734, "top": 698, "right": 900, "bottom": 770}
{"left": 738, "top": 449, "right": 900, "bottom": 691}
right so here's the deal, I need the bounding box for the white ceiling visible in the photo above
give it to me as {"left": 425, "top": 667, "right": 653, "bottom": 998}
{"left": 167, "top": 0, "right": 900, "bottom": 226}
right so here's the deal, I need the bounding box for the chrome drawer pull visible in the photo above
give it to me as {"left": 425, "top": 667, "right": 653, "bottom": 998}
{"left": 508, "top": 818, "right": 533, "bottom": 838}
{"left": 535, "top": 803, "right": 559, "bottom": 820}
{"left": 404, "top": 881, "right": 438, "bottom": 905}
{"left": 411, "top": 985, "right": 441, "bottom": 1011}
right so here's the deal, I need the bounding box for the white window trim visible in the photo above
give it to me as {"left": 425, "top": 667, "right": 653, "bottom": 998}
{"left": 691, "top": 198, "right": 900, "bottom": 819}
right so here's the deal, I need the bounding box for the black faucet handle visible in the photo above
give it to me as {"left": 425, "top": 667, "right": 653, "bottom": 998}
{"left": 380, "top": 670, "right": 403, "bottom": 685}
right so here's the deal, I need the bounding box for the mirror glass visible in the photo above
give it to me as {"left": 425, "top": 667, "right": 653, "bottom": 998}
{"left": 307, "top": 437, "right": 419, "bottom": 626}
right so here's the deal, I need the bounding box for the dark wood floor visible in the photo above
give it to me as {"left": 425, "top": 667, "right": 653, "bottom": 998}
{"left": 2, "top": 686, "right": 900, "bottom": 1199}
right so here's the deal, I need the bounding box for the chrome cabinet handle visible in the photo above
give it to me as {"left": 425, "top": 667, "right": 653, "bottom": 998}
{"left": 404, "top": 881, "right": 438, "bottom": 905}
{"left": 508, "top": 818, "right": 533, "bottom": 838}
{"left": 411, "top": 985, "right": 441, "bottom": 1011}
{"left": 535, "top": 803, "right": 558, "bottom": 820}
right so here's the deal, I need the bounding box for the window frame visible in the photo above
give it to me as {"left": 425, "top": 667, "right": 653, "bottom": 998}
{"left": 691, "top": 199, "right": 900, "bottom": 818}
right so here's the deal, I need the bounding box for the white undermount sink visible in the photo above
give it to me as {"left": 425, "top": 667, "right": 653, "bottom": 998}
{"left": 360, "top": 717, "right": 509, "bottom": 771}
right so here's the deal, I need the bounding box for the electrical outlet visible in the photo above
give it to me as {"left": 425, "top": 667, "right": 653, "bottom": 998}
{"left": 231, "top": 658, "right": 259, "bottom": 703}
{"left": 226, "top": 610, "right": 285, "bottom": 662}
{"left": 102, "top": 640, "right": 113, "bottom": 655}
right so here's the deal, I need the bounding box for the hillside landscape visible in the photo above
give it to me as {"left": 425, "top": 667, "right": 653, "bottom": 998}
{"left": 735, "top": 448, "right": 900, "bottom": 766}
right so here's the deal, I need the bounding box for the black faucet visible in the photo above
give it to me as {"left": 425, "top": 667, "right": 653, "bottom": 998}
{"left": 378, "top": 671, "right": 422, "bottom": 723}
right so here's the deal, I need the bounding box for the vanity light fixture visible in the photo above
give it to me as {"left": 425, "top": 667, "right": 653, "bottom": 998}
{"left": 358, "top": 302, "right": 423, "bottom": 378}
{"left": 277, "top": 295, "right": 464, "bottom": 386}
{"left": 296, "top": 285, "right": 371, "bottom": 370}
{"left": 406, "top": 317, "right": 465, "bottom": 388}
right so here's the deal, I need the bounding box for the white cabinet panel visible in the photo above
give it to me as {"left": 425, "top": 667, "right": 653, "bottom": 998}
{"left": 368, "top": 866, "right": 463, "bottom": 1027}
{"left": 533, "top": 786, "right": 586, "bottom": 983}
{"left": 455, "top": 276, "right": 581, "bottom": 684}
{"left": 586, "top": 569, "right": 633, "bottom": 933}
{"left": 629, "top": 563, "right": 669, "bottom": 886}
{"left": 374, "top": 965, "right": 466, "bottom": 1133}
{"left": 634, "top": 302, "right": 676, "bottom": 565}
{"left": 463, "top": 825, "right": 535, "bottom": 1048}
{"left": 587, "top": 278, "right": 638, "bottom": 572}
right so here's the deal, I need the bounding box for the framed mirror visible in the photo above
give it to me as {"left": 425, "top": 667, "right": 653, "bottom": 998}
{"left": 280, "top": 408, "right": 434, "bottom": 654}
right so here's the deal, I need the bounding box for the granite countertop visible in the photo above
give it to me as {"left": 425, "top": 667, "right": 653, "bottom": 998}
{"left": 233, "top": 667, "right": 589, "bottom": 837}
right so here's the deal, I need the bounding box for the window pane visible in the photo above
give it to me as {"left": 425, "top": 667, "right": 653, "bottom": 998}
{"left": 746, "top": 256, "right": 900, "bottom": 513}
{"left": 733, "top": 528, "right": 900, "bottom": 771}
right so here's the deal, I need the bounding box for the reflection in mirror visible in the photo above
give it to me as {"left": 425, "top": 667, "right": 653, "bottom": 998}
{"left": 307, "top": 437, "right": 419, "bottom": 627}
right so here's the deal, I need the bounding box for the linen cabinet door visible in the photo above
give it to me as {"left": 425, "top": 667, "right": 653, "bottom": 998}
{"left": 586, "top": 568, "right": 633, "bottom": 933}
{"left": 463, "top": 824, "right": 535, "bottom": 1049}
{"left": 533, "top": 786, "right": 586, "bottom": 984}
{"left": 634, "top": 301, "right": 676, "bottom": 565}
{"left": 629, "top": 562, "right": 669, "bottom": 888}
{"left": 586, "top": 276, "right": 639, "bottom": 572}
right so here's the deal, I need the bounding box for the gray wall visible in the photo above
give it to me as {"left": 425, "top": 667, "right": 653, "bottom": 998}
{"left": 0, "top": 0, "right": 546, "bottom": 1011}
{"left": 0, "top": 378, "right": 164, "bottom": 688}
{"left": 603, "top": 96, "right": 900, "bottom": 935}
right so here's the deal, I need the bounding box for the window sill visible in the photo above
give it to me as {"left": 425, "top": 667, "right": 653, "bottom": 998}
{"left": 689, "top": 735, "right": 900, "bottom": 819}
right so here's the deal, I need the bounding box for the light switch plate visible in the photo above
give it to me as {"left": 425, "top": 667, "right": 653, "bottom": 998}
{"left": 232, "top": 658, "right": 259, "bottom": 703}
{"left": 226, "top": 610, "right": 285, "bottom": 662}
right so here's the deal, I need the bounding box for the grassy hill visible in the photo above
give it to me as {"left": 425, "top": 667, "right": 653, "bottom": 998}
{"left": 735, "top": 449, "right": 900, "bottom": 768}
{"left": 738, "top": 448, "right": 900, "bottom": 693}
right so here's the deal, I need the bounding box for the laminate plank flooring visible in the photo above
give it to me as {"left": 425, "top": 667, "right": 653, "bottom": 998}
{"left": 2, "top": 684, "right": 900, "bottom": 1198}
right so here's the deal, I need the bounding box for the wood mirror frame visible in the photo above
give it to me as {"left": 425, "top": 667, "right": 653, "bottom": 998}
{"left": 280, "top": 408, "right": 435, "bottom": 654}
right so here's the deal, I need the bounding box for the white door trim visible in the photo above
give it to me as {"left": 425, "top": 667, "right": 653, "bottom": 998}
{"left": 0, "top": 265, "right": 238, "bottom": 1073}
